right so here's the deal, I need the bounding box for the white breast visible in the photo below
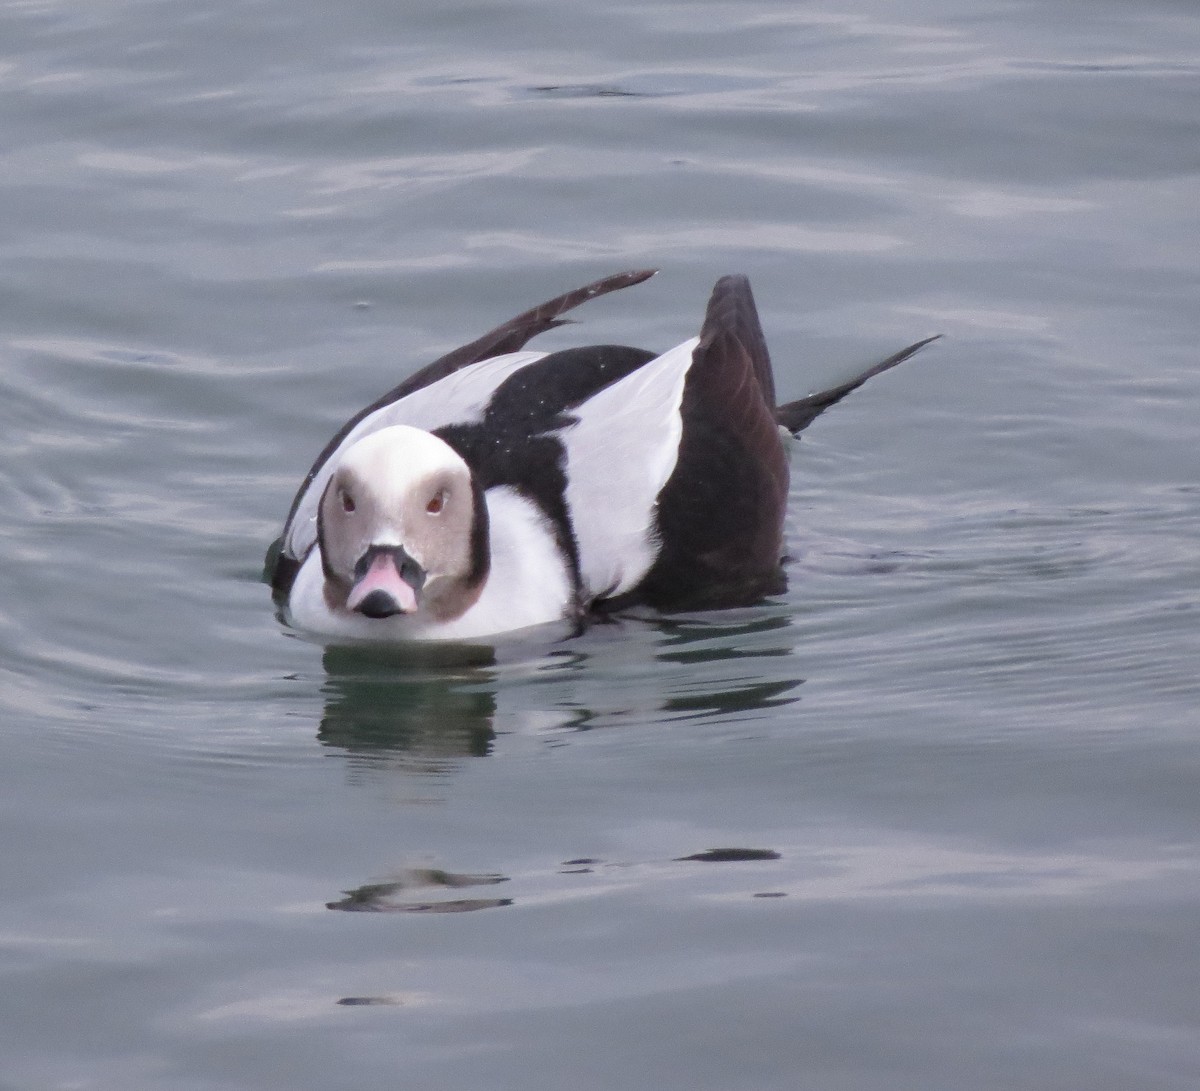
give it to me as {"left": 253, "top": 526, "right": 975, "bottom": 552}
{"left": 285, "top": 485, "right": 572, "bottom": 643}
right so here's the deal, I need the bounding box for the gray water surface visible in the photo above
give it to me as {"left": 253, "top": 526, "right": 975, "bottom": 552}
{"left": 2, "top": 1, "right": 1199, "bottom": 1088}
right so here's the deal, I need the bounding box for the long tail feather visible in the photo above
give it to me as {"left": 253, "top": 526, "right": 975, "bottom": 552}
{"left": 775, "top": 335, "right": 941, "bottom": 435}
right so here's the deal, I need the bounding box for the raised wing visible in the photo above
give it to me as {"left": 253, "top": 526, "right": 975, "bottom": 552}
{"left": 396, "top": 268, "right": 657, "bottom": 398}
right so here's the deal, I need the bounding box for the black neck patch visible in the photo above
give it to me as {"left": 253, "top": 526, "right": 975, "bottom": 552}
{"left": 316, "top": 475, "right": 339, "bottom": 586}
{"left": 466, "top": 472, "right": 491, "bottom": 589}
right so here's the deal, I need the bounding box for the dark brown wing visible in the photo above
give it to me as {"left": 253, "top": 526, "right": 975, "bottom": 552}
{"left": 385, "top": 269, "right": 658, "bottom": 402}
{"left": 775, "top": 335, "right": 940, "bottom": 435}
{"left": 621, "top": 275, "right": 791, "bottom": 611}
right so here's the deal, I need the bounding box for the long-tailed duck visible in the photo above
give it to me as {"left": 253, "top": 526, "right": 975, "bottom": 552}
{"left": 267, "top": 271, "right": 936, "bottom": 642}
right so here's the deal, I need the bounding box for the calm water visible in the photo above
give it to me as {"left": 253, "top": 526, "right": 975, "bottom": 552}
{"left": 2, "top": 0, "right": 1199, "bottom": 1087}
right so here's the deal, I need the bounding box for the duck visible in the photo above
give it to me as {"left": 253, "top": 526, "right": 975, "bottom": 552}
{"left": 266, "top": 270, "right": 937, "bottom": 643}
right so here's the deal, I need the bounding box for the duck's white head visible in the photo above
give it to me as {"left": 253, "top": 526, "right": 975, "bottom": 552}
{"left": 317, "top": 425, "right": 488, "bottom": 622}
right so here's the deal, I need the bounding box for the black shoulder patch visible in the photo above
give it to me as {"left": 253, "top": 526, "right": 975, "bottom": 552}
{"left": 434, "top": 344, "right": 657, "bottom": 606}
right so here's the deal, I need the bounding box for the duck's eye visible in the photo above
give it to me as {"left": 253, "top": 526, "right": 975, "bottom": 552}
{"left": 426, "top": 490, "right": 446, "bottom": 515}
{"left": 339, "top": 488, "right": 355, "bottom": 514}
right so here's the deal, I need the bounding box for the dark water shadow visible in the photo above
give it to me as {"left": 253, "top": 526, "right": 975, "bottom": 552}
{"left": 526, "top": 83, "right": 654, "bottom": 99}
{"left": 654, "top": 611, "right": 794, "bottom": 659}
{"left": 674, "top": 848, "right": 782, "bottom": 863}
{"left": 649, "top": 612, "right": 803, "bottom": 723}
{"left": 661, "top": 677, "right": 801, "bottom": 719}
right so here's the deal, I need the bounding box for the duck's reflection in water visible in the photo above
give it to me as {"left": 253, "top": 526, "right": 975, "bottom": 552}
{"left": 327, "top": 867, "right": 512, "bottom": 914}
{"left": 317, "top": 644, "right": 515, "bottom": 916}
{"left": 654, "top": 612, "right": 803, "bottom": 719}
{"left": 316, "top": 610, "right": 805, "bottom": 766}
{"left": 533, "top": 610, "right": 804, "bottom": 729}
{"left": 314, "top": 614, "right": 803, "bottom": 916}
{"left": 317, "top": 643, "right": 499, "bottom": 772}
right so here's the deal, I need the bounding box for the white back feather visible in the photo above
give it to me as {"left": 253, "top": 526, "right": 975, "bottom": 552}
{"left": 561, "top": 336, "right": 699, "bottom": 598}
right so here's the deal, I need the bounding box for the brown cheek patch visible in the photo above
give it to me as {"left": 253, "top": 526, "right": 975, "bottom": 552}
{"left": 319, "top": 466, "right": 380, "bottom": 609}
{"left": 323, "top": 577, "right": 351, "bottom": 614}
{"left": 424, "top": 574, "right": 486, "bottom": 623}
{"left": 423, "top": 482, "right": 490, "bottom": 623}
